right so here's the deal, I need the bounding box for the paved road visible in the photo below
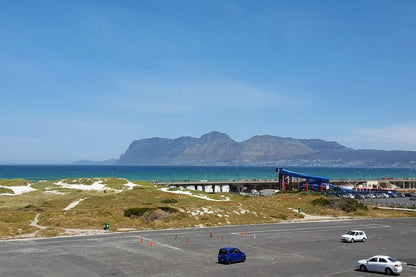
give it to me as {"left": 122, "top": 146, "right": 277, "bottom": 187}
{"left": 1, "top": 218, "right": 415, "bottom": 277}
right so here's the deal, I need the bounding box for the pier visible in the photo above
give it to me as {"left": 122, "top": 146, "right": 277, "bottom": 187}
{"left": 156, "top": 177, "right": 416, "bottom": 193}
{"left": 155, "top": 179, "right": 279, "bottom": 193}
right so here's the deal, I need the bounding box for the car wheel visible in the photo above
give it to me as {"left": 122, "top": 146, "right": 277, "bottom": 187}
{"left": 351, "top": 238, "right": 354, "bottom": 243}
{"left": 360, "top": 265, "right": 367, "bottom": 272}
{"left": 227, "top": 259, "right": 231, "bottom": 265}
{"left": 362, "top": 238, "right": 366, "bottom": 243}
{"left": 242, "top": 256, "right": 246, "bottom": 263}
{"left": 385, "top": 267, "right": 393, "bottom": 275}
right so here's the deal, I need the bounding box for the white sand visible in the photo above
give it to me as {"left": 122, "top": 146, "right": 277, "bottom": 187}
{"left": 55, "top": 179, "right": 136, "bottom": 192}
{"left": 63, "top": 198, "right": 87, "bottom": 211}
{"left": 1, "top": 179, "right": 137, "bottom": 197}
{"left": 30, "top": 214, "right": 46, "bottom": 230}
{"left": 0, "top": 185, "right": 36, "bottom": 196}
{"left": 123, "top": 181, "right": 138, "bottom": 190}
{"left": 56, "top": 180, "right": 107, "bottom": 191}
{"left": 44, "top": 190, "right": 66, "bottom": 195}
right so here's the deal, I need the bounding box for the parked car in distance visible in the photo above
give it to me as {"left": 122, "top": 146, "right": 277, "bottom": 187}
{"left": 354, "top": 193, "right": 365, "bottom": 199}
{"left": 366, "top": 193, "right": 376, "bottom": 199}
{"left": 218, "top": 247, "right": 246, "bottom": 264}
{"left": 342, "top": 193, "right": 355, "bottom": 199}
{"left": 356, "top": 255, "right": 402, "bottom": 275}
{"left": 375, "top": 192, "right": 389, "bottom": 198}
{"left": 341, "top": 230, "right": 367, "bottom": 243}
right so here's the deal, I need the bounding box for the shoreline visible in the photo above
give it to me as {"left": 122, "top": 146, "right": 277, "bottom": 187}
{"left": 1, "top": 165, "right": 416, "bottom": 182}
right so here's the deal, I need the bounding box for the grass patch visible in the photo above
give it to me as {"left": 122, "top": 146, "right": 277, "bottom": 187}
{"left": 105, "top": 184, "right": 124, "bottom": 190}
{"left": 39, "top": 228, "right": 65, "bottom": 237}
{"left": 31, "top": 181, "right": 59, "bottom": 190}
{"left": 0, "top": 178, "right": 414, "bottom": 239}
{"left": 0, "top": 211, "right": 38, "bottom": 238}
{"left": 103, "top": 178, "right": 128, "bottom": 185}
{"left": 62, "top": 178, "right": 96, "bottom": 185}
{"left": 0, "top": 187, "right": 14, "bottom": 194}
{"left": 0, "top": 179, "right": 29, "bottom": 186}
{"left": 19, "top": 204, "right": 43, "bottom": 211}
{"left": 103, "top": 178, "right": 128, "bottom": 190}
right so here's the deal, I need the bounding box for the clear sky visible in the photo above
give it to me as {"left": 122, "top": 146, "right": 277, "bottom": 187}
{"left": 1, "top": 1, "right": 416, "bottom": 164}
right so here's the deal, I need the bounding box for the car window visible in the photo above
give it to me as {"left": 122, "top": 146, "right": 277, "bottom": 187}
{"left": 346, "top": 231, "right": 354, "bottom": 235}
{"left": 229, "top": 249, "right": 234, "bottom": 253}
{"left": 369, "top": 258, "right": 378, "bottom": 262}
{"left": 219, "top": 249, "right": 227, "bottom": 255}
{"left": 235, "top": 249, "right": 241, "bottom": 253}
{"left": 388, "top": 258, "right": 396, "bottom": 262}
{"left": 379, "top": 258, "right": 387, "bottom": 263}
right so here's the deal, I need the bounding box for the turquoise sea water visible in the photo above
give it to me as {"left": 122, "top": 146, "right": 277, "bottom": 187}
{"left": 0, "top": 165, "right": 415, "bottom": 182}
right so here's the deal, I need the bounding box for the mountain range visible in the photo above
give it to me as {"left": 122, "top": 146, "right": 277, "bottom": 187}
{"left": 105, "top": 131, "right": 416, "bottom": 167}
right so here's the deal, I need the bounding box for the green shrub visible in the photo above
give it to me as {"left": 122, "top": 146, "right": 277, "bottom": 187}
{"left": 310, "top": 197, "right": 367, "bottom": 213}
{"left": 342, "top": 199, "right": 368, "bottom": 212}
{"left": 311, "top": 198, "right": 331, "bottom": 206}
{"left": 124, "top": 206, "right": 178, "bottom": 218}
{"left": 158, "top": 206, "right": 178, "bottom": 213}
{"left": 124, "top": 207, "right": 156, "bottom": 217}
{"left": 161, "top": 198, "right": 178, "bottom": 204}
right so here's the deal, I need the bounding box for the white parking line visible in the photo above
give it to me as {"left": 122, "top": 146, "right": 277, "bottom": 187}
{"left": 139, "top": 237, "right": 183, "bottom": 251}
{"left": 230, "top": 224, "right": 390, "bottom": 236}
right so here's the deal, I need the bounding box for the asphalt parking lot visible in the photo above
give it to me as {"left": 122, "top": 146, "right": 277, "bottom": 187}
{"left": 0, "top": 218, "right": 415, "bottom": 277}
{"left": 359, "top": 197, "right": 416, "bottom": 209}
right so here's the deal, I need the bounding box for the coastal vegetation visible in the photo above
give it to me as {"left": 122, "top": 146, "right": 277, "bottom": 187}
{"left": 0, "top": 187, "right": 14, "bottom": 194}
{"left": 311, "top": 197, "right": 368, "bottom": 213}
{"left": 0, "top": 178, "right": 414, "bottom": 239}
{"left": 0, "top": 179, "right": 29, "bottom": 186}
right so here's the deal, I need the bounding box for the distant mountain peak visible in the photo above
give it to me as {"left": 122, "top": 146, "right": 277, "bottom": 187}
{"left": 200, "top": 131, "right": 233, "bottom": 142}
{"left": 114, "top": 131, "right": 416, "bottom": 167}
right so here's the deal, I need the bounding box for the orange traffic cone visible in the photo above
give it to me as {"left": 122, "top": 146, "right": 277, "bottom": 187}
{"left": 242, "top": 230, "right": 245, "bottom": 237}
{"left": 186, "top": 237, "right": 190, "bottom": 244}
{"left": 151, "top": 239, "right": 154, "bottom": 246}
{"left": 140, "top": 237, "right": 144, "bottom": 244}
{"left": 222, "top": 235, "right": 224, "bottom": 241}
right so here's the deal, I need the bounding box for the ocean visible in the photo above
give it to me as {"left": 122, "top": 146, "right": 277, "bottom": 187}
{"left": 0, "top": 165, "right": 415, "bottom": 182}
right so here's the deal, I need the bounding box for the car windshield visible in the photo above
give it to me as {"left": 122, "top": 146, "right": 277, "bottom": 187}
{"left": 219, "top": 249, "right": 227, "bottom": 255}
{"left": 388, "top": 257, "right": 396, "bottom": 262}
{"left": 346, "top": 231, "right": 355, "bottom": 235}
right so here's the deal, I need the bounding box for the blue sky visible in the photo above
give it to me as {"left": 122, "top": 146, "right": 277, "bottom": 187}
{"left": 1, "top": 1, "right": 416, "bottom": 164}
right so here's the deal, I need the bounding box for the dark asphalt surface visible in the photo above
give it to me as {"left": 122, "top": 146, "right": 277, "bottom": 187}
{"left": 0, "top": 218, "right": 415, "bottom": 277}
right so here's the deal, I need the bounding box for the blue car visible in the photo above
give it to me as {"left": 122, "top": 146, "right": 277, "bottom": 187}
{"left": 218, "top": 247, "right": 246, "bottom": 264}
